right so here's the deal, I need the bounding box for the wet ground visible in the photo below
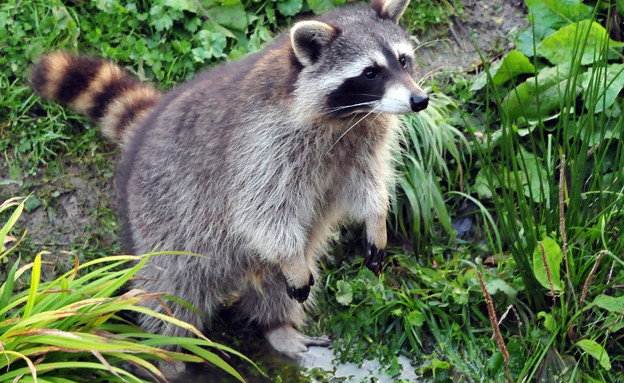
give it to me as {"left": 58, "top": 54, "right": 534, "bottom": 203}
{"left": 0, "top": 0, "right": 528, "bottom": 381}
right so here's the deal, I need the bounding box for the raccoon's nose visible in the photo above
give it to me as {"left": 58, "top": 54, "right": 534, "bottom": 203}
{"left": 410, "top": 94, "right": 429, "bottom": 112}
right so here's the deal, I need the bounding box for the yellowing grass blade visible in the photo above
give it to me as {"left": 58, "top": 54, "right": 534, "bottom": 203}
{"left": 0, "top": 198, "right": 25, "bottom": 263}
{"left": 0, "top": 361, "right": 143, "bottom": 383}
{"left": 0, "top": 350, "right": 37, "bottom": 383}
{"left": 23, "top": 252, "right": 45, "bottom": 320}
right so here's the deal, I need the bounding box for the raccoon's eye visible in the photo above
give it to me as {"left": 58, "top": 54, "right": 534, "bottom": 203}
{"left": 364, "top": 68, "right": 378, "bottom": 80}
{"left": 399, "top": 55, "right": 407, "bottom": 68}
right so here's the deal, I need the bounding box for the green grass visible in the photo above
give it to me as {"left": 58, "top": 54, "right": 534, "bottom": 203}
{"left": 402, "top": 0, "right": 462, "bottom": 36}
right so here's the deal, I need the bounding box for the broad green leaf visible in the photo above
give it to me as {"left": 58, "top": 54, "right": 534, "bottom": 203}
{"left": 149, "top": 5, "right": 174, "bottom": 31}
{"left": 451, "top": 285, "right": 469, "bottom": 304}
{"left": 537, "top": 311, "right": 556, "bottom": 332}
{"left": 532, "top": 237, "right": 563, "bottom": 292}
{"left": 470, "top": 50, "right": 535, "bottom": 91}
{"left": 581, "top": 64, "right": 624, "bottom": 111}
{"left": 517, "top": 148, "right": 548, "bottom": 203}
{"left": 618, "top": 0, "right": 624, "bottom": 18}
{"left": 206, "top": 4, "right": 248, "bottom": 31}
{"left": 307, "top": 0, "right": 335, "bottom": 14}
{"left": 487, "top": 351, "right": 504, "bottom": 374}
{"left": 575, "top": 339, "right": 611, "bottom": 370}
{"left": 265, "top": 2, "right": 276, "bottom": 24}
{"left": 276, "top": 0, "right": 303, "bottom": 16}
{"left": 485, "top": 278, "right": 517, "bottom": 298}
{"left": 590, "top": 294, "right": 624, "bottom": 313}
{"left": 474, "top": 169, "right": 494, "bottom": 199}
{"left": 502, "top": 63, "right": 583, "bottom": 121}
{"left": 336, "top": 280, "right": 353, "bottom": 306}
{"left": 517, "top": 24, "right": 556, "bottom": 58}
{"left": 196, "top": 24, "right": 228, "bottom": 59}
{"left": 24, "top": 196, "right": 41, "bottom": 212}
{"left": 407, "top": 310, "right": 425, "bottom": 327}
{"left": 95, "top": 0, "right": 119, "bottom": 12}
{"left": 537, "top": 21, "right": 624, "bottom": 66}
{"left": 164, "top": 0, "right": 198, "bottom": 12}
{"left": 525, "top": 0, "right": 592, "bottom": 30}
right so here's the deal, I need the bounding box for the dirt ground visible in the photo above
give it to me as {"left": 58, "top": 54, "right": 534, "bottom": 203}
{"left": 2, "top": 0, "right": 528, "bottom": 268}
{"left": 417, "top": 0, "right": 528, "bottom": 77}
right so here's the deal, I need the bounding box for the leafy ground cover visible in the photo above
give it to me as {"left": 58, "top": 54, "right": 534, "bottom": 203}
{"left": 2, "top": 0, "right": 624, "bottom": 382}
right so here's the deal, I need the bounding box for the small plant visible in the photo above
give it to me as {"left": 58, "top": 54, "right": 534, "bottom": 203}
{"left": 0, "top": 198, "right": 259, "bottom": 382}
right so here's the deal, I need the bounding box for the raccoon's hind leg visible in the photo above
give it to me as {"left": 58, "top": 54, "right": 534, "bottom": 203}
{"left": 237, "top": 266, "right": 331, "bottom": 357}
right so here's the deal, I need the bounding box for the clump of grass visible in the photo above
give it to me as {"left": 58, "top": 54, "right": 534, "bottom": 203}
{"left": 464, "top": 2, "right": 624, "bottom": 380}
{"left": 0, "top": 197, "right": 259, "bottom": 382}
{"left": 393, "top": 88, "right": 466, "bottom": 253}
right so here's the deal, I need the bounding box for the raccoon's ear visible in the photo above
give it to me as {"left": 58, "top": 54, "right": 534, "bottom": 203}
{"left": 371, "top": 0, "right": 410, "bottom": 23}
{"left": 291, "top": 21, "right": 338, "bottom": 67}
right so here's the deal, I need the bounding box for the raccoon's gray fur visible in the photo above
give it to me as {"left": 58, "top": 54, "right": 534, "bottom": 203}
{"left": 30, "top": 0, "right": 428, "bottom": 367}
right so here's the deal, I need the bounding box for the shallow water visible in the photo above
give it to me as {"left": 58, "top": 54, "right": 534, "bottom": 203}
{"left": 300, "top": 346, "right": 418, "bottom": 382}
{"left": 171, "top": 316, "right": 419, "bottom": 382}
{"left": 180, "top": 339, "right": 419, "bottom": 382}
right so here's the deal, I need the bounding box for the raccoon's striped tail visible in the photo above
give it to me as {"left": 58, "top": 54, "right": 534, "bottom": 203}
{"left": 30, "top": 52, "right": 161, "bottom": 147}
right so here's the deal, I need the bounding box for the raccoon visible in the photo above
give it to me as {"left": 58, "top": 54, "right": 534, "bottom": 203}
{"left": 30, "top": 0, "right": 428, "bottom": 366}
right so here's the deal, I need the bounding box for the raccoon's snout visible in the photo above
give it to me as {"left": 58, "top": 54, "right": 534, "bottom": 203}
{"left": 410, "top": 94, "right": 429, "bottom": 112}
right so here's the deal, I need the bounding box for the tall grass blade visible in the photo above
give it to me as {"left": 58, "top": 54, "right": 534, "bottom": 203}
{"left": 23, "top": 252, "right": 45, "bottom": 320}
{"left": 183, "top": 344, "right": 246, "bottom": 382}
{"left": 0, "top": 259, "right": 20, "bottom": 321}
{"left": 0, "top": 198, "right": 25, "bottom": 263}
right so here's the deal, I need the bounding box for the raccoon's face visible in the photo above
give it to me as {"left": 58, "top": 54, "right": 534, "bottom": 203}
{"left": 291, "top": 0, "right": 428, "bottom": 119}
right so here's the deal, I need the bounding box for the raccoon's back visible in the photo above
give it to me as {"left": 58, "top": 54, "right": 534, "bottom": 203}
{"left": 116, "top": 37, "right": 302, "bottom": 255}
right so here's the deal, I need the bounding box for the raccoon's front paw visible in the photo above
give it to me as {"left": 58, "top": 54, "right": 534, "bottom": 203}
{"left": 364, "top": 242, "right": 386, "bottom": 276}
{"left": 287, "top": 274, "right": 314, "bottom": 303}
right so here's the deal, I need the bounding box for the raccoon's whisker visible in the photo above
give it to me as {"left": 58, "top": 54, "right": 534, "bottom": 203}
{"left": 317, "top": 101, "right": 379, "bottom": 118}
{"left": 326, "top": 101, "right": 378, "bottom": 113}
{"left": 367, "top": 107, "right": 385, "bottom": 126}
{"left": 323, "top": 105, "right": 382, "bottom": 158}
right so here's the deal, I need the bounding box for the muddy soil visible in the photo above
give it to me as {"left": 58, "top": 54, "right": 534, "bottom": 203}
{"left": 0, "top": 144, "right": 120, "bottom": 280}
